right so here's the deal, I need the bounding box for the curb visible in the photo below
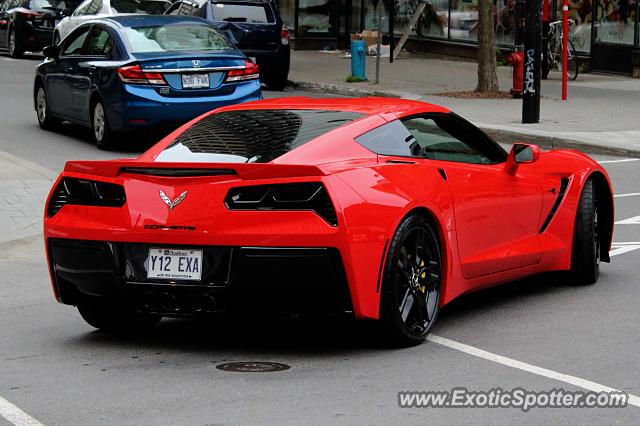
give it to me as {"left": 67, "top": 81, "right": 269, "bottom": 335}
{"left": 287, "top": 80, "right": 640, "bottom": 158}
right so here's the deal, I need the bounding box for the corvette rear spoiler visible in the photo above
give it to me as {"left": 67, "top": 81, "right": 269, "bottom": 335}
{"left": 64, "top": 160, "right": 327, "bottom": 180}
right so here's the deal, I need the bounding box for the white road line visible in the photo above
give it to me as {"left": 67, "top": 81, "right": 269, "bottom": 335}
{"left": 0, "top": 396, "right": 44, "bottom": 426}
{"left": 615, "top": 215, "right": 640, "bottom": 225}
{"left": 614, "top": 193, "right": 640, "bottom": 198}
{"left": 610, "top": 243, "right": 640, "bottom": 257}
{"left": 598, "top": 159, "right": 640, "bottom": 164}
{"left": 428, "top": 335, "right": 640, "bottom": 408}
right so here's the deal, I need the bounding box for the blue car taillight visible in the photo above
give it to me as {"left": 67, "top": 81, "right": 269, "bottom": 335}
{"left": 47, "top": 178, "right": 126, "bottom": 218}
{"left": 224, "top": 60, "right": 260, "bottom": 83}
{"left": 117, "top": 64, "right": 166, "bottom": 85}
{"left": 225, "top": 182, "right": 337, "bottom": 226}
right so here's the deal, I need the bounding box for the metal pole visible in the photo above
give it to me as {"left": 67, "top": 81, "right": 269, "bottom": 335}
{"left": 374, "top": 7, "right": 382, "bottom": 84}
{"left": 389, "top": 0, "right": 394, "bottom": 63}
{"left": 522, "top": 0, "right": 541, "bottom": 123}
{"left": 562, "top": 0, "right": 568, "bottom": 101}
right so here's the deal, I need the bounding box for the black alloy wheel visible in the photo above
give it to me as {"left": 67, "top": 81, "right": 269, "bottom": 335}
{"left": 380, "top": 215, "right": 442, "bottom": 346}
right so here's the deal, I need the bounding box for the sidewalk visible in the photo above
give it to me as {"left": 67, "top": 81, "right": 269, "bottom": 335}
{"left": 288, "top": 50, "right": 640, "bottom": 157}
{"left": 0, "top": 151, "right": 56, "bottom": 244}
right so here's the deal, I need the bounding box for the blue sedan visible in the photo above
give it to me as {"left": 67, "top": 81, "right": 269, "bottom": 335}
{"left": 34, "top": 15, "right": 262, "bottom": 149}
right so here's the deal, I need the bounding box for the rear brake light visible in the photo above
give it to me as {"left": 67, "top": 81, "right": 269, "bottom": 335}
{"left": 21, "top": 12, "right": 43, "bottom": 21}
{"left": 281, "top": 26, "right": 289, "bottom": 45}
{"left": 225, "top": 182, "right": 337, "bottom": 226}
{"left": 117, "top": 64, "right": 166, "bottom": 85}
{"left": 224, "top": 60, "right": 259, "bottom": 83}
{"left": 47, "top": 178, "right": 125, "bottom": 217}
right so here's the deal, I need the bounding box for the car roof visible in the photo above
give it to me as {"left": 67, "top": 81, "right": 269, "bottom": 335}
{"left": 99, "top": 15, "right": 211, "bottom": 29}
{"left": 213, "top": 97, "right": 450, "bottom": 118}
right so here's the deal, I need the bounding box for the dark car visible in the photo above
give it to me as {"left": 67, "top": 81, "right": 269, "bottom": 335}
{"left": 34, "top": 15, "right": 262, "bottom": 148}
{"left": 165, "top": 0, "right": 289, "bottom": 90}
{"left": 0, "top": 0, "right": 68, "bottom": 57}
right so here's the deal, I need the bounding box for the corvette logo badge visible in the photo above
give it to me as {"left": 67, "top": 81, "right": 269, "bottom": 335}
{"left": 160, "top": 190, "right": 187, "bottom": 211}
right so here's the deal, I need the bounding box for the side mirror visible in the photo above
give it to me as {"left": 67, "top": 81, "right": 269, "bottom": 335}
{"left": 505, "top": 143, "right": 541, "bottom": 174}
{"left": 43, "top": 45, "right": 59, "bottom": 59}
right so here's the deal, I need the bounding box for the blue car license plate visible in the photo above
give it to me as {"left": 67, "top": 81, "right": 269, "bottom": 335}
{"left": 181, "top": 73, "right": 209, "bottom": 89}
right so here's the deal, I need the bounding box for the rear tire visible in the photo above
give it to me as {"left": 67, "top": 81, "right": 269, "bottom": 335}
{"left": 91, "top": 98, "right": 114, "bottom": 150}
{"left": 263, "top": 72, "right": 288, "bottom": 91}
{"left": 8, "top": 28, "right": 23, "bottom": 58}
{"left": 567, "top": 40, "right": 579, "bottom": 81}
{"left": 379, "top": 215, "right": 442, "bottom": 346}
{"left": 35, "top": 84, "right": 60, "bottom": 130}
{"left": 570, "top": 178, "right": 600, "bottom": 285}
{"left": 77, "top": 298, "right": 160, "bottom": 331}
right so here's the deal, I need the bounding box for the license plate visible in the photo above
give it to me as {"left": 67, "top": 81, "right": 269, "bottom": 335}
{"left": 147, "top": 248, "right": 203, "bottom": 281}
{"left": 182, "top": 73, "right": 209, "bottom": 89}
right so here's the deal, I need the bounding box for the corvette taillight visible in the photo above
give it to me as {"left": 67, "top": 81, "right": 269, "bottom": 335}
{"left": 224, "top": 60, "right": 259, "bottom": 83}
{"left": 281, "top": 26, "right": 289, "bottom": 45}
{"left": 117, "top": 64, "right": 166, "bottom": 85}
{"left": 47, "top": 178, "right": 126, "bottom": 217}
{"left": 225, "top": 182, "right": 337, "bottom": 226}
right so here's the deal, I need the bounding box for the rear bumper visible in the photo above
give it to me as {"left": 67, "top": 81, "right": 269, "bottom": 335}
{"left": 108, "top": 80, "right": 262, "bottom": 132}
{"left": 48, "top": 238, "right": 353, "bottom": 317}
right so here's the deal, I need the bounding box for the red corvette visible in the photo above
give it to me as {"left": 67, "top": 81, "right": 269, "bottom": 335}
{"left": 44, "top": 97, "right": 614, "bottom": 345}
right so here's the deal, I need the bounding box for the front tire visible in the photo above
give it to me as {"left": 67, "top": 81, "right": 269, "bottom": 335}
{"left": 77, "top": 298, "right": 160, "bottom": 331}
{"left": 571, "top": 178, "right": 600, "bottom": 285}
{"left": 91, "top": 98, "right": 114, "bottom": 149}
{"left": 380, "top": 215, "right": 442, "bottom": 346}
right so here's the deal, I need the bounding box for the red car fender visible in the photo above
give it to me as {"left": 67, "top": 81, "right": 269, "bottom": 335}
{"left": 330, "top": 161, "right": 457, "bottom": 319}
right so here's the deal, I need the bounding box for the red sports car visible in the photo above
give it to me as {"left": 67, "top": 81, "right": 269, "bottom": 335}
{"left": 44, "top": 97, "right": 614, "bottom": 345}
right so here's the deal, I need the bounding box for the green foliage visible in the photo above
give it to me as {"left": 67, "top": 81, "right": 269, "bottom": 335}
{"left": 346, "top": 75, "right": 367, "bottom": 83}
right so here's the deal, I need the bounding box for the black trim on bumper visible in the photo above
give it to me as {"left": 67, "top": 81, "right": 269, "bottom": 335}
{"left": 48, "top": 239, "right": 353, "bottom": 316}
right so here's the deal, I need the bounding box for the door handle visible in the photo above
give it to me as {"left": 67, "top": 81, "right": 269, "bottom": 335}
{"left": 65, "top": 67, "right": 73, "bottom": 72}
{"left": 88, "top": 66, "right": 97, "bottom": 75}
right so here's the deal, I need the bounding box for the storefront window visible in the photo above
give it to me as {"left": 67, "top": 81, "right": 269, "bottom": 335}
{"left": 594, "top": 0, "right": 636, "bottom": 45}
{"left": 496, "top": 0, "right": 516, "bottom": 45}
{"left": 394, "top": 0, "right": 448, "bottom": 39}
{"left": 276, "top": 0, "right": 295, "bottom": 30}
{"left": 450, "top": 0, "right": 479, "bottom": 42}
{"left": 363, "top": 0, "right": 389, "bottom": 31}
{"left": 557, "top": 0, "right": 593, "bottom": 52}
{"left": 297, "top": 0, "right": 336, "bottom": 36}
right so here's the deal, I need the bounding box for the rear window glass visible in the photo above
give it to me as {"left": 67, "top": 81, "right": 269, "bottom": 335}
{"left": 123, "top": 24, "right": 233, "bottom": 53}
{"left": 210, "top": 3, "right": 273, "bottom": 23}
{"left": 155, "top": 109, "right": 364, "bottom": 163}
{"left": 111, "top": 0, "right": 170, "bottom": 14}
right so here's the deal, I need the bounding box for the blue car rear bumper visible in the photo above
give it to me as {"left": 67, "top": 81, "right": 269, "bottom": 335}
{"left": 108, "top": 80, "right": 262, "bottom": 132}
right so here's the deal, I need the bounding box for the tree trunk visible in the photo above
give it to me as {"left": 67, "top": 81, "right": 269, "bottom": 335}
{"left": 476, "top": 0, "right": 499, "bottom": 92}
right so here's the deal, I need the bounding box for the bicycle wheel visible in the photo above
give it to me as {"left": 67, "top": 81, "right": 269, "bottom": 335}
{"left": 567, "top": 40, "right": 579, "bottom": 81}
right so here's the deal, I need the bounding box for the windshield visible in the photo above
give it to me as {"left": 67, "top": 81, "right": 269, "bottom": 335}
{"left": 210, "top": 3, "right": 273, "bottom": 23}
{"left": 111, "top": 0, "right": 170, "bottom": 14}
{"left": 124, "top": 24, "right": 234, "bottom": 53}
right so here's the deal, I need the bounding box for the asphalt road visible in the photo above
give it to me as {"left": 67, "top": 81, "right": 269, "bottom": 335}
{"left": 1, "top": 54, "right": 640, "bottom": 425}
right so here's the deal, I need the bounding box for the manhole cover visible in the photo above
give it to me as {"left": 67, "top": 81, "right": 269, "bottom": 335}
{"left": 216, "top": 362, "right": 290, "bottom": 373}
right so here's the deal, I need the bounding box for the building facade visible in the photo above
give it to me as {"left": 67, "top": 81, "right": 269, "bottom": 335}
{"left": 277, "top": 0, "right": 638, "bottom": 75}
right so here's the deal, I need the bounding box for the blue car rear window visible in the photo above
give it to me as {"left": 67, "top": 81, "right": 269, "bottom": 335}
{"left": 124, "top": 24, "right": 233, "bottom": 53}
{"left": 155, "top": 109, "right": 364, "bottom": 163}
{"left": 210, "top": 3, "right": 274, "bottom": 24}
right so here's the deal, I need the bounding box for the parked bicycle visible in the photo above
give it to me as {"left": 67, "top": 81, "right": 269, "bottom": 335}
{"left": 544, "top": 19, "right": 578, "bottom": 81}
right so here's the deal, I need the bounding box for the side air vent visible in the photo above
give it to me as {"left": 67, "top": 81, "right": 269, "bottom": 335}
{"left": 225, "top": 182, "right": 338, "bottom": 226}
{"left": 539, "top": 177, "right": 570, "bottom": 233}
